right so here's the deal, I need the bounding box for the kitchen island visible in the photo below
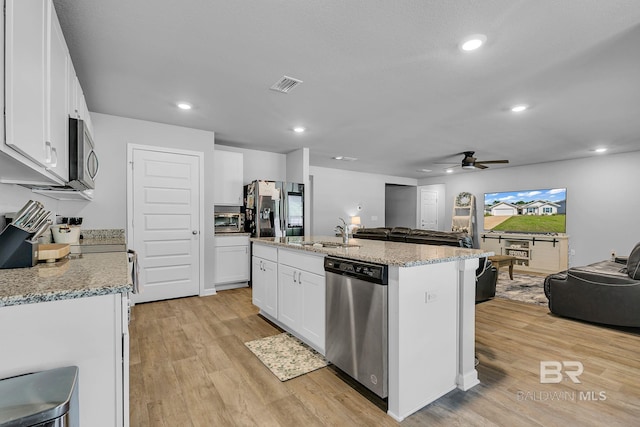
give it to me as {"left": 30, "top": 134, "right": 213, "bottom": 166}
{"left": 0, "top": 252, "right": 132, "bottom": 427}
{"left": 251, "top": 236, "right": 492, "bottom": 421}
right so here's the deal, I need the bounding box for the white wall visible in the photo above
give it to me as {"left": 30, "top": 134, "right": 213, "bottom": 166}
{"left": 0, "top": 183, "right": 60, "bottom": 226}
{"left": 385, "top": 184, "right": 417, "bottom": 228}
{"left": 309, "top": 166, "right": 417, "bottom": 235}
{"left": 58, "top": 113, "right": 217, "bottom": 287}
{"left": 419, "top": 150, "right": 640, "bottom": 266}
{"left": 214, "top": 145, "right": 286, "bottom": 184}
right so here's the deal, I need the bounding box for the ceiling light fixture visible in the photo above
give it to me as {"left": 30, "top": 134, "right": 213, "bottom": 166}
{"left": 332, "top": 156, "right": 358, "bottom": 161}
{"left": 446, "top": 168, "right": 454, "bottom": 173}
{"left": 510, "top": 104, "right": 529, "bottom": 113}
{"left": 293, "top": 126, "right": 306, "bottom": 133}
{"left": 177, "top": 102, "right": 192, "bottom": 110}
{"left": 417, "top": 169, "right": 432, "bottom": 173}
{"left": 594, "top": 147, "right": 607, "bottom": 153}
{"left": 460, "top": 34, "right": 487, "bottom": 51}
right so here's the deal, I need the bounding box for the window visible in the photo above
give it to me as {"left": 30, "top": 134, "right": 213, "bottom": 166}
{"left": 543, "top": 207, "right": 553, "bottom": 214}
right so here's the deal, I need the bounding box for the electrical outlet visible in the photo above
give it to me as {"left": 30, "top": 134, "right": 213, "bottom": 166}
{"left": 425, "top": 291, "right": 438, "bottom": 303}
{"left": 570, "top": 249, "right": 576, "bottom": 256}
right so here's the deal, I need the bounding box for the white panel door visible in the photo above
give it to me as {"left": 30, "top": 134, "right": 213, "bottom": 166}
{"left": 132, "top": 148, "right": 200, "bottom": 303}
{"left": 420, "top": 189, "right": 438, "bottom": 230}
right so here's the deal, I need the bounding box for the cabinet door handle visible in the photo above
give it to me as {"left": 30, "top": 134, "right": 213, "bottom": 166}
{"left": 44, "top": 141, "right": 53, "bottom": 164}
{"left": 293, "top": 271, "right": 298, "bottom": 283}
{"left": 50, "top": 147, "right": 58, "bottom": 168}
{"left": 297, "top": 272, "right": 302, "bottom": 284}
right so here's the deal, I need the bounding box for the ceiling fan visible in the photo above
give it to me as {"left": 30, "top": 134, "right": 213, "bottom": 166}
{"left": 438, "top": 151, "right": 509, "bottom": 170}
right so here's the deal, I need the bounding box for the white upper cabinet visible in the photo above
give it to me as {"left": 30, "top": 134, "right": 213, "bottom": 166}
{"left": 46, "top": 1, "right": 69, "bottom": 181}
{"left": 214, "top": 150, "right": 244, "bottom": 206}
{"left": 4, "top": 0, "right": 48, "bottom": 168}
{"left": 3, "top": 0, "right": 91, "bottom": 185}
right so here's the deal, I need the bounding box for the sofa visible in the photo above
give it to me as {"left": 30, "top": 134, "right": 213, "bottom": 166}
{"left": 353, "top": 227, "right": 496, "bottom": 302}
{"left": 544, "top": 242, "right": 640, "bottom": 327}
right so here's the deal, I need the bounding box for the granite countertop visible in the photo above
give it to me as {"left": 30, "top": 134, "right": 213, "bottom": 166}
{"left": 0, "top": 252, "right": 132, "bottom": 307}
{"left": 251, "top": 236, "right": 493, "bottom": 267}
{"left": 77, "top": 237, "right": 126, "bottom": 246}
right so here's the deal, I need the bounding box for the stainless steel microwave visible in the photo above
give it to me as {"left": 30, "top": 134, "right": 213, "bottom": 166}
{"left": 214, "top": 212, "right": 245, "bottom": 233}
{"left": 68, "top": 118, "right": 98, "bottom": 190}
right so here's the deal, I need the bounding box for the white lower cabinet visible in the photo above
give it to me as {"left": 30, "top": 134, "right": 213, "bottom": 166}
{"left": 277, "top": 248, "right": 326, "bottom": 354}
{"left": 252, "top": 256, "right": 278, "bottom": 318}
{"left": 278, "top": 264, "right": 325, "bottom": 352}
{"left": 251, "top": 243, "right": 326, "bottom": 354}
{"left": 214, "top": 235, "right": 250, "bottom": 289}
{"left": 0, "top": 293, "right": 128, "bottom": 427}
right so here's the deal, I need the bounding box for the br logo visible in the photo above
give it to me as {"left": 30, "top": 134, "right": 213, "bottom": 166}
{"left": 540, "top": 361, "right": 584, "bottom": 384}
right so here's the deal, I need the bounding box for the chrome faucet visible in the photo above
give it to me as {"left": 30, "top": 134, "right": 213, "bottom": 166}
{"left": 335, "top": 218, "right": 349, "bottom": 243}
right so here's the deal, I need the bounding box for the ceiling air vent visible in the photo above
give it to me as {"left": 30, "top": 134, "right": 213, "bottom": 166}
{"left": 270, "top": 76, "right": 303, "bottom": 93}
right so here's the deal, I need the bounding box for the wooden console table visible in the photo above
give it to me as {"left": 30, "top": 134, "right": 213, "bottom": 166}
{"left": 480, "top": 233, "right": 569, "bottom": 274}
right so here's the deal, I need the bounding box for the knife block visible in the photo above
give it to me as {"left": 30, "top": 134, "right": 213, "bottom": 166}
{"left": 0, "top": 224, "right": 37, "bottom": 269}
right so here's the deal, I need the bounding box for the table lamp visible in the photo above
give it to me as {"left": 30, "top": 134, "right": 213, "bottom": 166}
{"left": 350, "top": 216, "right": 361, "bottom": 236}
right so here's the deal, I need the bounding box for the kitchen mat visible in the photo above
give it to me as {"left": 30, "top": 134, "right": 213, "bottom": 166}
{"left": 244, "top": 332, "right": 328, "bottom": 381}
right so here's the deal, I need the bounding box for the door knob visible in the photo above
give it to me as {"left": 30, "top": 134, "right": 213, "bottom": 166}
{"left": 192, "top": 230, "right": 198, "bottom": 235}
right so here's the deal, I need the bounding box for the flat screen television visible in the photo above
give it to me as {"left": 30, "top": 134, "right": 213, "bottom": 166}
{"left": 483, "top": 188, "right": 567, "bottom": 234}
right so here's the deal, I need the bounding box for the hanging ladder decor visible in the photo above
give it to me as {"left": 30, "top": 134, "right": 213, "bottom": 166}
{"left": 452, "top": 192, "right": 475, "bottom": 238}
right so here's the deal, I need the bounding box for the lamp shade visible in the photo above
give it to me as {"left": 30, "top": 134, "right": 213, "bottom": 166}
{"left": 351, "top": 216, "right": 361, "bottom": 225}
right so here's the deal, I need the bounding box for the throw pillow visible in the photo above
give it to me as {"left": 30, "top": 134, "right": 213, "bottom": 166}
{"left": 627, "top": 242, "right": 640, "bottom": 280}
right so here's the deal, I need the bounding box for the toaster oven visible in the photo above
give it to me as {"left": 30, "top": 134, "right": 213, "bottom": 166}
{"left": 214, "top": 212, "right": 245, "bottom": 233}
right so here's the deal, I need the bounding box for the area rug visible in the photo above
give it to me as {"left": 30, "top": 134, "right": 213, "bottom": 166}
{"left": 244, "top": 332, "right": 328, "bottom": 381}
{"left": 495, "top": 271, "right": 549, "bottom": 306}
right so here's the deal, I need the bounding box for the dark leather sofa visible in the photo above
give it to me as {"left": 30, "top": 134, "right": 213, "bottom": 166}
{"left": 544, "top": 243, "right": 640, "bottom": 327}
{"left": 353, "top": 227, "right": 497, "bottom": 302}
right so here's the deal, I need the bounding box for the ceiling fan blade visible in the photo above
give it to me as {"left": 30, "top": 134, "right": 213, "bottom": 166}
{"left": 476, "top": 159, "right": 509, "bottom": 164}
{"left": 475, "top": 164, "right": 489, "bottom": 169}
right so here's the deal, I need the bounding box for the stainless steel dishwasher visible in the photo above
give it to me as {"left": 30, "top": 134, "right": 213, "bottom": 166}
{"left": 324, "top": 256, "right": 389, "bottom": 398}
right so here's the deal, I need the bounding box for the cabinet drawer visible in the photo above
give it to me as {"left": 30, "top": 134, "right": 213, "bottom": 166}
{"left": 278, "top": 248, "right": 325, "bottom": 276}
{"left": 214, "top": 235, "right": 249, "bottom": 247}
{"left": 253, "top": 243, "right": 278, "bottom": 262}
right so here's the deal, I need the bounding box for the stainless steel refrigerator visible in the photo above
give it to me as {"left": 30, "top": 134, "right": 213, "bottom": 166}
{"left": 243, "top": 180, "right": 304, "bottom": 237}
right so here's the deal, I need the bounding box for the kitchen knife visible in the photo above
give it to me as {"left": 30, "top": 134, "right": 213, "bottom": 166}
{"left": 13, "top": 203, "right": 39, "bottom": 229}
{"left": 31, "top": 220, "right": 52, "bottom": 242}
{"left": 29, "top": 211, "right": 51, "bottom": 232}
{"left": 15, "top": 206, "right": 41, "bottom": 230}
{"left": 12, "top": 200, "right": 37, "bottom": 224}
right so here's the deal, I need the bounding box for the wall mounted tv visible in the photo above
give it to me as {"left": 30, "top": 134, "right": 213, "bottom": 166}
{"left": 483, "top": 188, "right": 567, "bottom": 234}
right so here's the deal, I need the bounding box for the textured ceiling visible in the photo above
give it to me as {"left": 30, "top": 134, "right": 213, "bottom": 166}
{"left": 53, "top": 0, "right": 640, "bottom": 178}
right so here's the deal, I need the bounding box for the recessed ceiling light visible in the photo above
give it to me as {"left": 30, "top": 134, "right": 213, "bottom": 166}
{"left": 446, "top": 168, "right": 454, "bottom": 173}
{"left": 594, "top": 147, "right": 607, "bottom": 153}
{"left": 177, "top": 102, "right": 192, "bottom": 110}
{"left": 332, "top": 156, "right": 358, "bottom": 161}
{"left": 460, "top": 34, "right": 487, "bottom": 51}
{"left": 510, "top": 104, "right": 529, "bottom": 113}
{"left": 293, "top": 126, "right": 306, "bottom": 133}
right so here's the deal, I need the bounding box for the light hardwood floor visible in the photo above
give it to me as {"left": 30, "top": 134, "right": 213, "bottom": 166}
{"left": 130, "top": 288, "right": 640, "bottom": 426}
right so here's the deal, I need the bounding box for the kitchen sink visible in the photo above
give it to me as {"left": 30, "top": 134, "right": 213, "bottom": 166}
{"left": 301, "top": 241, "right": 360, "bottom": 249}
